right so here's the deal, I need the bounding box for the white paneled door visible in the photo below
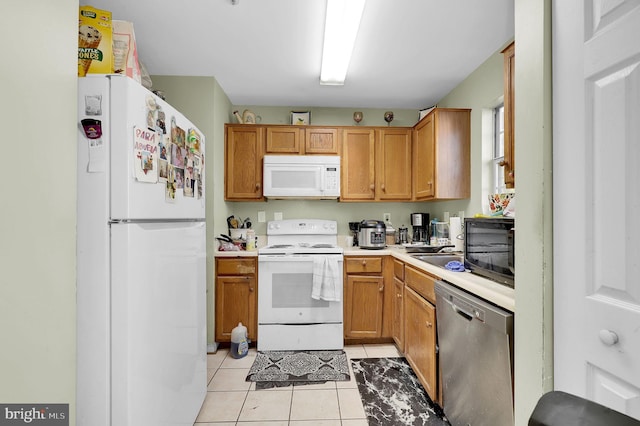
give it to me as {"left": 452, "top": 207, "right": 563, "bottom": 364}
{"left": 553, "top": 0, "right": 640, "bottom": 419}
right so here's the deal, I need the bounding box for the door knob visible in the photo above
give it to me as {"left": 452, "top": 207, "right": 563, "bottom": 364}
{"left": 599, "top": 329, "right": 619, "bottom": 346}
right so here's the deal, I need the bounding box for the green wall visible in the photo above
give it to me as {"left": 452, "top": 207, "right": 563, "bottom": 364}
{"left": 436, "top": 45, "right": 507, "bottom": 219}
{"left": 513, "top": 0, "right": 554, "bottom": 423}
{"left": 0, "top": 0, "right": 78, "bottom": 422}
{"left": 151, "top": 75, "right": 232, "bottom": 346}
{"left": 231, "top": 105, "right": 421, "bottom": 127}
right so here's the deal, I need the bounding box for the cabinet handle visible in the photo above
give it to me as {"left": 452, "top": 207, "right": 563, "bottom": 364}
{"left": 381, "top": 183, "right": 386, "bottom": 192}
{"left": 499, "top": 160, "right": 509, "bottom": 168}
{"left": 379, "top": 284, "right": 384, "bottom": 292}
{"left": 426, "top": 321, "right": 433, "bottom": 328}
{"left": 427, "top": 181, "right": 433, "bottom": 187}
{"left": 361, "top": 260, "right": 367, "bottom": 266}
{"left": 599, "top": 329, "right": 618, "bottom": 346}
{"left": 396, "top": 293, "right": 402, "bottom": 298}
{"left": 249, "top": 286, "right": 254, "bottom": 292}
{"left": 255, "top": 183, "right": 261, "bottom": 190}
{"left": 369, "top": 183, "right": 375, "bottom": 191}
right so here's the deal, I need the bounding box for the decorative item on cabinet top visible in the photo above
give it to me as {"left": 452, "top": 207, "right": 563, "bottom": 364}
{"left": 353, "top": 111, "right": 363, "bottom": 124}
{"left": 233, "top": 109, "right": 261, "bottom": 124}
{"left": 384, "top": 111, "right": 394, "bottom": 126}
{"left": 418, "top": 105, "right": 436, "bottom": 121}
{"left": 291, "top": 111, "right": 311, "bottom": 125}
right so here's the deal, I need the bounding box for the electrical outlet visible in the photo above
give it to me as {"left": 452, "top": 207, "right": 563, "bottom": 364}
{"left": 258, "top": 211, "right": 266, "bottom": 223}
{"left": 383, "top": 213, "right": 391, "bottom": 223}
{"left": 274, "top": 212, "right": 283, "bottom": 221}
{"left": 443, "top": 211, "right": 450, "bottom": 222}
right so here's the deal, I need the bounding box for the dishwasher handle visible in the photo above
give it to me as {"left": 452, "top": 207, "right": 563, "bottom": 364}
{"left": 452, "top": 303, "right": 474, "bottom": 321}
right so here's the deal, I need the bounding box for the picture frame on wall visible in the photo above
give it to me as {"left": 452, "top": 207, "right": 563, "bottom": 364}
{"left": 291, "top": 111, "right": 311, "bottom": 125}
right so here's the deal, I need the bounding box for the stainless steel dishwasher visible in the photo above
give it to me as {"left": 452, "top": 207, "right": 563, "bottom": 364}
{"left": 435, "top": 280, "right": 514, "bottom": 426}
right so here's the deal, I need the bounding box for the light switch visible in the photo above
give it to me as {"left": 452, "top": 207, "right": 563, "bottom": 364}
{"left": 258, "top": 211, "right": 266, "bottom": 223}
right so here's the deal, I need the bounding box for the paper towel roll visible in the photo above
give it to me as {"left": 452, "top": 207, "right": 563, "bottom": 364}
{"left": 450, "top": 217, "right": 463, "bottom": 252}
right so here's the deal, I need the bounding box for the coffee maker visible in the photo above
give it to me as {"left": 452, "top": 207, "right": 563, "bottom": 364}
{"left": 348, "top": 221, "right": 360, "bottom": 246}
{"left": 410, "top": 213, "right": 430, "bottom": 243}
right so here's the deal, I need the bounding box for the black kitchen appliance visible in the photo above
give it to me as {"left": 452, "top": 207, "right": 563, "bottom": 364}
{"left": 348, "top": 221, "right": 360, "bottom": 246}
{"left": 464, "top": 217, "right": 515, "bottom": 287}
{"left": 410, "top": 213, "right": 430, "bottom": 243}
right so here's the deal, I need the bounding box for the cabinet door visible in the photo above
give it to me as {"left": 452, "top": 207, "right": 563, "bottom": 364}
{"left": 393, "top": 276, "right": 405, "bottom": 351}
{"left": 266, "top": 127, "right": 302, "bottom": 154}
{"left": 225, "top": 125, "right": 264, "bottom": 200}
{"left": 215, "top": 275, "right": 257, "bottom": 341}
{"left": 305, "top": 127, "right": 339, "bottom": 154}
{"left": 404, "top": 286, "right": 437, "bottom": 401}
{"left": 376, "top": 129, "right": 412, "bottom": 200}
{"left": 344, "top": 274, "right": 384, "bottom": 338}
{"left": 341, "top": 128, "right": 376, "bottom": 201}
{"left": 502, "top": 42, "right": 515, "bottom": 189}
{"left": 413, "top": 115, "right": 436, "bottom": 199}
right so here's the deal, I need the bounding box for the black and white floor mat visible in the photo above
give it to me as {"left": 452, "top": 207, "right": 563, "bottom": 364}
{"left": 246, "top": 350, "right": 350, "bottom": 389}
{"left": 351, "top": 357, "right": 449, "bottom": 426}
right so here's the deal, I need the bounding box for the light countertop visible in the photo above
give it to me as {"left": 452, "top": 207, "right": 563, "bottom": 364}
{"left": 214, "top": 242, "right": 515, "bottom": 312}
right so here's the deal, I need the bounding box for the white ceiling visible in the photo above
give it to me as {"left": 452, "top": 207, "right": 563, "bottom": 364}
{"left": 82, "top": 0, "right": 514, "bottom": 109}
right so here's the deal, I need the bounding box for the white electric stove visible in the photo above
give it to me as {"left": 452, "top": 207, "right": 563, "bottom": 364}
{"left": 257, "top": 219, "right": 344, "bottom": 351}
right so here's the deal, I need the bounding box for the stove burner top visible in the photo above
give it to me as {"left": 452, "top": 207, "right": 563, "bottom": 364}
{"left": 259, "top": 219, "right": 343, "bottom": 255}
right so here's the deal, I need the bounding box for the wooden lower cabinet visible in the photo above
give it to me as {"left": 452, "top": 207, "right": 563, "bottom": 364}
{"left": 344, "top": 274, "right": 384, "bottom": 338}
{"left": 404, "top": 285, "right": 438, "bottom": 401}
{"left": 344, "top": 256, "right": 384, "bottom": 339}
{"left": 344, "top": 255, "right": 395, "bottom": 341}
{"left": 214, "top": 257, "right": 257, "bottom": 342}
{"left": 392, "top": 259, "right": 405, "bottom": 351}
{"left": 403, "top": 264, "right": 440, "bottom": 402}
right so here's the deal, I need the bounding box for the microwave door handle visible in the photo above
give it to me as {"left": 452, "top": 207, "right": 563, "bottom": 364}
{"left": 507, "top": 227, "right": 515, "bottom": 271}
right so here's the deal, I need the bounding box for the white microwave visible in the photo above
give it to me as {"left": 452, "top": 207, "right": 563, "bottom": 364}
{"left": 263, "top": 155, "right": 340, "bottom": 199}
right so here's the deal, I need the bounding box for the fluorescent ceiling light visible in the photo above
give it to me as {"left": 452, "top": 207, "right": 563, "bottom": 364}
{"left": 320, "top": 0, "right": 366, "bottom": 85}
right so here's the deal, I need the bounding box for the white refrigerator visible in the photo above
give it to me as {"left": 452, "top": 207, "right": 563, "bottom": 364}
{"left": 77, "top": 75, "right": 206, "bottom": 426}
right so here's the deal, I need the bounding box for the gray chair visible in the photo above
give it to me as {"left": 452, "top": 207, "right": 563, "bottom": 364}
{"left": 529, "top": 391, "right": 640, "bottom": 426}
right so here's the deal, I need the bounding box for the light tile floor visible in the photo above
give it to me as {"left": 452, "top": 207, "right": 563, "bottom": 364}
{"left": 195, "top": 343, "right": 403, "bottom": 425}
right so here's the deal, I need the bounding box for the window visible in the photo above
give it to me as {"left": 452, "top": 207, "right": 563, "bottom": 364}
{"left": 493, "top": 104, "right": 506, "bottom": 193}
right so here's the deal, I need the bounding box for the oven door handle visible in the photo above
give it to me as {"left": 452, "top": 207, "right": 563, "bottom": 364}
{"left": 258, "top": 255, "right": 343, "bottom": 262}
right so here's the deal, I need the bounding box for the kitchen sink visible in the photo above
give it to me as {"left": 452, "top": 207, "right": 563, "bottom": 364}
{"left": 411, "top": 254, "right": 464, "bottom": 269}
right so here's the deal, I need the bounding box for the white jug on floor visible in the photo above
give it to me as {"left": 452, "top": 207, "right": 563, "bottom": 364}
{"left": 230, "top": 322, "right": 248, "bottom": 359}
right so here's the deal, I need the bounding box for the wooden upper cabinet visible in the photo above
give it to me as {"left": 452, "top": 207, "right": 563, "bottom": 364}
{"left": 305, "top": 127, "right": 339, "bottom": 154}
{"left": 224, "top": 124, "right": 264, "bottom": 200}
{"left": 341, "top": 128, "right": 376, "bottom": 200}
{"left": 341, "top": 127, "right": 412, "bottom": 202}
{"left": 413, "top": 108, "right": 470, "bottom": 201}
{"left": 266, "top": 126, "right": 302, "bottom": 154}
{"left": 376, "top": 128, "right": 412, "bottom": 201}
{"left": 413, "top": 114, "right": 436, "bottom": 199}
{"left": 502, "top": 41, "right": 515, "bottom": 189}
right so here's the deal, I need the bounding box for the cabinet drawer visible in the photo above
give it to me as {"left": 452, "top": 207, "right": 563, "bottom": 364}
{"left": 393, "top": 259, "right": 405, "bottom": 280}
{"left": 345, "top": 257, "right": 383, "bottom": 274}
{"left": 216, "top": 258, "right": 256, "bottom": 275}
{"left": 405, "top": 266, "right": 438, "bottom": 304}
